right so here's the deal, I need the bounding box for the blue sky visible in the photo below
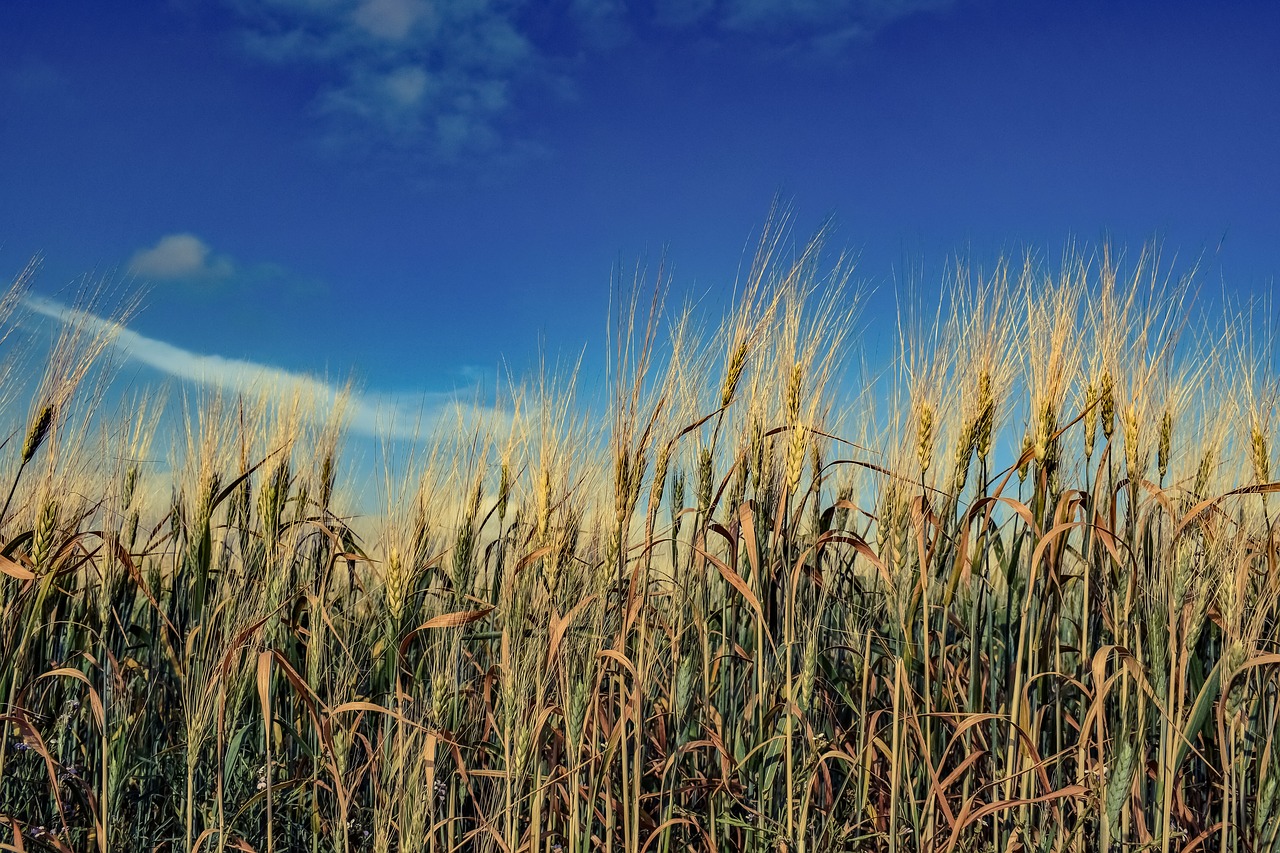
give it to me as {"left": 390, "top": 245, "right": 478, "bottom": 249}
{"left": 2, "top": 0, "right": 1278, "bottom": 410}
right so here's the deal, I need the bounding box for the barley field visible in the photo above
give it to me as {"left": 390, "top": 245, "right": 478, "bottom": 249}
{"left": 2, "top": 224, "right": 1279, "bottom": 853}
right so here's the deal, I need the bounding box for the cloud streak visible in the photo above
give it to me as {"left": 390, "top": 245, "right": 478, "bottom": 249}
{"left": 128, "top": 233, "right": 235, "bottom": 281}
{"left": 23, "top": 294, "right": 493, "bottom": 440}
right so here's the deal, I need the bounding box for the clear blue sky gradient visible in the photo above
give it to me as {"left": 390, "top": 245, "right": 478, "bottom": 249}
{"left": 2, "top": 0, "right": 1277, "bottom": 399}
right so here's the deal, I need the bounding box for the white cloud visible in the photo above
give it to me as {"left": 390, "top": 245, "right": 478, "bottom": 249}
{"left": 384, "top": 64, "right": 428, "bottom": 105}
{"left": 234, "top": 0, "right": 534, "bottom": 161}
{"left": 128, "top": 233, "right": 235, "bottom": 281}
{"left": 352, "top": 0, "right": 429, "bottom": 41}
{"left": 22, "top": 295, "right": 498, "bottom": 440}
{"left": 227, "top": 0, "right": 952, "bottom": 162}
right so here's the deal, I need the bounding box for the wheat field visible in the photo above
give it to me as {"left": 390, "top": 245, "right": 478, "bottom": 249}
{"left": 2, "top": 222, "right": 1279, "bottom": 852}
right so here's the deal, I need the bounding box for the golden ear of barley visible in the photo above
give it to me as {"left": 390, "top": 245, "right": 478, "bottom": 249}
{"left": 1123, "top": 403, "right": 1141, "bottom": 474}
{"left": 1251, "top": 421, "right": 1270, "bottom": 485}
{"left": 696, "top": 447, "right": 714, "bottom": 516}
{"left": 727, "top": 465, "right": 747, "bottom": 522}
{"left": 749, "top": 417, "right": 765, "bottom": 492}
{"left": 198, "top": 472, "right": 221, "bottom": 527}
{"left": 20, "top": 404, "right": 54, "bottom": 464}
{"left": 1186, "top": 574, "right": 1212, "bottom": 651}
{"left": 318, "top": 452, "right": 334, "bottom": 513}
{"left": 468, "top": 477, "right": 483, "bottom": 523}
{"left": 834, "top": 484, "right": 852, "bottom": 530}
{"left": 877, "top": 484, "right": 904, "bottom": 569}
{"left": 551, "top": 510, "right": 579, "bottom": 595}
{"left": 258, "top": 461, "right": 290, "bottom": 545}
{"left": 385, "top": 548, "right": 407, "bottom": 626}
{"left": 123, "top": 464, "right": 139, "bottom": 508}
{"left": 1099, "top": 371, "right": 1116, "bottom": 439}
{"left": 1225, "top": 640, "right": 1249, "bottom": 716}
{"left": 1194, "top": 448, "right": 1214, "bottom": 497}
{"left": 916, "top": 404, "right": 934, "bottom": 474}
{"left": 670, "top": 468, "right": 686, "bottom": 530}
{"left": 411, "top": 502, "right": 432, "bottom": 571}
{"left": 1157, "top": 408, "right": 1173, "bottom": 482}
{"left": 785, "top": 363, "right": 804, "bottom": 425}
{"left": 1224, "top": 639, "right": 1246, "bottom": 677}
{"left": 290, "top": 479, "right": 307, "bottom": 526}
{"left": 809, "top": 440, "right": 822, "bottom": 492}
{"left": 952, "top": 421, "right": 975, "bottom": 494}
{"left": 628, "top": 448, "right": 645, "bottom": 520}
{"left": 170, "top": 492, "right": 185, "bottom": 550}
{"left": 975, "top": 371, "right": 995, "bottom": 461}
{"left": 125, "top": 509, "right": 139, "bottom": 549}
{"left": 497, "top": 462, "right": 511, "bottom": 522}
{"left": 1084, "top": 382, "right": 1099, "bottom": 459}
{"left": 650, "top": 445, "right": 670, "bottom": 518}
{"left": 1034, "top": 400, "right": 1056, "bottom": 463}
{"left": 31, "top": 498, "right": 60, "bottom": 574}
{"left": 786, "top": 424, "right": 807, "bottom": 495}
{"left": 721, "top": 339, "right": 750, "bottom": 409}
{"left": 1017, "top": 433, "right": 1034, "bottom": 483}
{"left": 453, "top": 524, "right": 475, "bottom": 595}
{"left": 513, "top": 720, "right": 534, "bottom": 780}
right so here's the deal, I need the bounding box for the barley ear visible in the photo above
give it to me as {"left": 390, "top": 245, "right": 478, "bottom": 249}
{"left": 21, "top": 404, "right": 54, "bottom": 464}
{"left": 1157, "top": 408, "right": 1173, "bottom": 482}
{"left": 974, "top": 370, "right": 995, "bottom": 461}
{"left": 720, "top": 338, "right": 750, "bottom": 409}
{"left": 1099, "top": 370, "right": 1116, "bottom": 440}
{"left": 916, "top": 403, "right": 934, "bottom": 475}
{"left": 1083, "top": 381, "right": 1099, "bottom": 459}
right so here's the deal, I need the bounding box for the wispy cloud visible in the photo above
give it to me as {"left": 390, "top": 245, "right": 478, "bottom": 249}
{"left": 23, "top": 294, "right": 496, "bottom": 440}
{"left": 225, "top": 0, "right": 950, "bottom": 165}
{"left": 654, "top": 0, "right": 953, "bottom": 58}
{"left": 232, "top": 0, "right": 537, "bottom": 162}
{"left": 128, "top": 233, "right": 235, "bottom": 282}
{"left": 717, "top": 0, "right": 950, "bottom": 31}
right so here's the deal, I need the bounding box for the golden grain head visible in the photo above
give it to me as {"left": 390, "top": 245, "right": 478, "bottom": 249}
{"left": 1157, "top": 408, "right": 1173, "bottom": 481}
{"left": 1251, "top": 420, "right": 1270, "bottom": 485}
{"left": 974, "top": 369, "right": 995, "bottom": 460}
{"left": 785, "top": 362, "right": 803, "bottom": 424}
{"left": 915, "top": 403, "right": 934, "bottom": 474}
{"left": 785, "top": 423, "right": 807, "bottom": 495}
{"left": 720, "top": 337, "right": 750, "bottom": 409}
{"left": 1083, "top": 381, "right": 1099, "bottom": 458}
{"left": 21, "top": 404, "right": 54, "bottom": 464}
{"left": 1100, "top": 370, "right": 1116, "bottom": 439}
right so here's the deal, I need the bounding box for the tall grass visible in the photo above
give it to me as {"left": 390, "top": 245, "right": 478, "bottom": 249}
{"left": 2, "top": 224, "right": 1279, "bottom": 853}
